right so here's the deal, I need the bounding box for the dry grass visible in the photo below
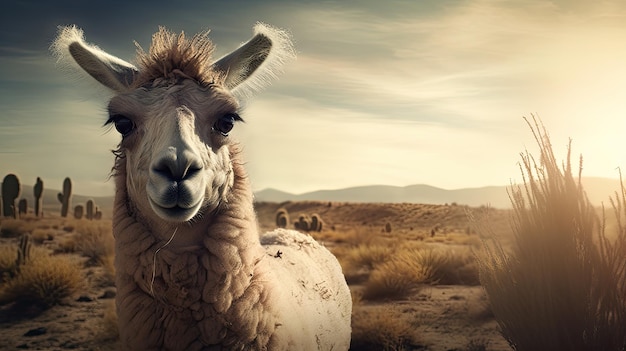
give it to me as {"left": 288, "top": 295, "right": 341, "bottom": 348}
{"left": 30, "top": 228, "right": 55, "bottom": 244}
{"left": 351, "top": 306, "right": 422, "bottom": 350}
{"left": 363, "top": 248, "right": 432, "bottom": 300}
{"left": 343, "top": 243, "right": 396, "bottom": 271}
{"left": 72, "top": 220, "right": 114, "bottom": 266}
{"left": 0, "top": 247, "right": 84, "bottom": 307}
{"left": 0, "top": 219, "right": 35, "bottom": 238}
{"left": 343, "top": 240, "right": 480, "bottom": 300}
{"left": 97, "top": 299, "right": 119, "bottom": 342}
{"left": 478, "top": 117, "right": 626, "bottom": 350}
{"left": 419, "top": 247, "right": 480, "bottom": 285}
{"left": 0, "top": 244, "right": 18, "bottom": 282}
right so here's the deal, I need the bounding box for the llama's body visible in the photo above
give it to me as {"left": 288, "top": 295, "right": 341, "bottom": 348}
{"left": 53, "top": 24, "right": 351, "bottom": 350}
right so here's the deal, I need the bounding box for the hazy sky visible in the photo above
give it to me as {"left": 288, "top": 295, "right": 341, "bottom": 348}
{"left": 1, "top": 0, "right": 626, "bottom": 197}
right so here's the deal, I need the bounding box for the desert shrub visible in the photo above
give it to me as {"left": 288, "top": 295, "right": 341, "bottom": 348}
{"left": 344, "top": 243, "right": 395, "bottom": 271}
{"left": 30, "top": 228, "right": 54, "bottom": 244}
{"left": 98, "top": 299, "right": 119, "bottom": 342}
{"left": 0, "top": 247, "right": 84, "bottom": 307}
{"left": 97, "top": 252, "right": 116, "bottom": 287}
{"left": 363, "top": 248, "right": 431, "bottom": 300}
{"left": 417, "top": 248, "right": 480, "bottom": 285}
{"left": 0, "top": 219, "right": 34, "bottom": 238}
{"left": 0, "top": 244, "right": 17, "bottom": 282}
{"left": 351, "top": 307, "right": 421, "bottom": 351}
{"left": 384, "top": 222, "right": 392, "bottom": 233}
{"left": 465, "top": 338, "right": 491, "bottom": 351}
{"left": 339, "top": 242, "right": 399, "bottom": 284}
{"left": 478, "top": 117, "right": 626, "bottom": 351}
{"left": 56, "top": 236, "right": 78, "bottom": 254}
{"left": 351, "top": 289, "right": 363, "bottom": 307}
{"left": 74, "top": 220, "right": 114, "bottom": 266}
{"left": 327, "top": 226, "right": 385, "bottom": 246}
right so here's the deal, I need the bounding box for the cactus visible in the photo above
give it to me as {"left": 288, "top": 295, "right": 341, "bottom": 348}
{"left": 33, "top": 177, "right": 44, "bottom": 217}
{"left": 86, "top": 199, "right": 94, "bottom": 220}
{"left": 18, "top": 198, "right": 28, "bottom": 216}
{"left": 2, "top": 174, "right": 21, "bottom": 218}
{"left": 295, "top": 215, "right": 311, "bottom": 232}
{"left": 275, "top": 208, "right": 289, "bottom": 228}
{"left": 16, "top": 233, "right": 32, "bottom": 268}
{"left": 94, "top": 206, "right": 102, "bottom": 220}
{"left": 74, "top": 205, "right": 84, "bottom": 219}
{"left": 57, "top": 177, "right": 72, "bottom": 217}
{"left": 310, "top": 213, "right": 323, "bottom": 232}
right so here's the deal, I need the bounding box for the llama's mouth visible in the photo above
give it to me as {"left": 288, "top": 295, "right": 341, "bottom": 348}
{"left": 147, "top": 181, "right": 205, "bottom": 222}
{"left": 148, "top": 198, "right": 203, "bottom": 222}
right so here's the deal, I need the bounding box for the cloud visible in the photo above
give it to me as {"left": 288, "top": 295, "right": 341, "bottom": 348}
{"left": 3, "top": 0, "right": 626, "bottom": 197}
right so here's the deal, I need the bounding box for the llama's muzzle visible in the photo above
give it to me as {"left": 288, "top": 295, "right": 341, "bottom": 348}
{"left": 147, "top": 146, "right": 205, "bottom": 222}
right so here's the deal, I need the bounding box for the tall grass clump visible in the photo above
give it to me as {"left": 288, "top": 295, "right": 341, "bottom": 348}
{"left": 478, "top": 116, "right": 626, "bottom": 351}
{"left": 351, "top": 306, "right": 421, "bottom": 350}
{"left": 363, "top": 248, "right": 432, "bottom": 300}
{"left": 0, "top": 245, "right": 18, "bottom": 282}
{"left": 0, "top": 247, "right": 84, "bottom": 307}
{"left": 73, "top": 220, "right": 114, "bottom": 266}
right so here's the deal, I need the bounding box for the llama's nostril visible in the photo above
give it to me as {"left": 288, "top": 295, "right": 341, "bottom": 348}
{"left": 152, "top": 151, "right": 203, "bottom": 182}
{"left": 152, "top": 157, "right": 178, "bottom": 181}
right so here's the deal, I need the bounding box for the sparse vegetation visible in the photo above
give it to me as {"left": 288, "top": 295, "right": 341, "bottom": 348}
{"left": 0, "top": 192, "right": 510, "bottom": 350}
{"left": 0, "top": 218, "right": 35, "bottom": 238}
{"left": 0, "top": 247, "right": 84, "bottom": 307}
{"left": 363, "top": 249, "right": 431, "bottom": 300}
{"left": 351, "top": 306, "right": 422, "bottom": 351}
{"left": 73, "top": 220, "right": 114, "bottom": 266}
{"left": 478, "top": 117, "right": 626, "bottom": 350}
{"left": 0, "top": 244, "right": 18, "bottom": 282}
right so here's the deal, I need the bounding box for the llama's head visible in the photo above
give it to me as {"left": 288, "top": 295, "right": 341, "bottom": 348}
{"left": 53, "top": 24, "right": 293, "bottom": 223}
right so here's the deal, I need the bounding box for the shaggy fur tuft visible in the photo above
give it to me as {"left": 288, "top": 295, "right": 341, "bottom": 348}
{"left": 133, "top": 28, "right": 220, "bottom": 88}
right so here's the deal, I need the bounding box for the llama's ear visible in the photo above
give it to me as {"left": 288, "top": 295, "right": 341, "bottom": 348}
{"left": 211, "top": 23, "right": 295, "bottom": 96}
{"left": 52, "top": 26, "right": 138, "bottom": 92}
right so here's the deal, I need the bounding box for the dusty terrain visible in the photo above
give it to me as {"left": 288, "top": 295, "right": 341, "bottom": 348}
{"left": 0, "top": 201, "right": 514, "bottom": 351}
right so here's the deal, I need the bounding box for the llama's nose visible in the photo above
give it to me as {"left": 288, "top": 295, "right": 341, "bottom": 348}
{"left": 152, "top": 147, "right": 203, "bottom": 182}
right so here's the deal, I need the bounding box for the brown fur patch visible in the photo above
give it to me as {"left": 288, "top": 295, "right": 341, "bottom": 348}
{"left": 133, "top": 27, "right": 222, "bottom": 88}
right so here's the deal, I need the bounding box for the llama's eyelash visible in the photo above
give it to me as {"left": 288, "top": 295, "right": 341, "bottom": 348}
{"left": 212, "top": 113, "right": 243, "bottom": 137}
{"left": 106, "top": 114, "right": 136, "bottom": 137}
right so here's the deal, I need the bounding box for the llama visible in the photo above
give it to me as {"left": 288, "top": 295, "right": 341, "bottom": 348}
{"left": 52, "top": 24, "right": 351, "bottom": 350}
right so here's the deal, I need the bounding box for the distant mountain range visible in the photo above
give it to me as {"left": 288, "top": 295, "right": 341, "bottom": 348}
{"left": 254, "top": 177, "right": 625, "bottom": 208}
{"left": 2, "top": 177, "right": 623, "bottom": 218}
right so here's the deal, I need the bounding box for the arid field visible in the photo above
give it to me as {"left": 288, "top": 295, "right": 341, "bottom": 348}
{"left": 0, "top": 201, "right": 515, "bottom": 351}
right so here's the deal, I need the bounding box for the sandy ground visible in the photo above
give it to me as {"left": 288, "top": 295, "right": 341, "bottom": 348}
{"left": 0, "top": 285, "right": 510, "bottom": 351}
{"left": 0, "top": 201, "right": 514, "bottom": 350}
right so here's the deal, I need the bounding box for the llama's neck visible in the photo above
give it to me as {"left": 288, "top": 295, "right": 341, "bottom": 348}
{"left": 112, "top": 148, "right": 278, "bottom": 348}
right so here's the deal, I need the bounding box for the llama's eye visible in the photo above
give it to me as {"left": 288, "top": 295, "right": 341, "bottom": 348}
{"left": 109, "top": 115, "right": 135, "bottom": 137}
{"left": 213, "top": 113, "right": 237, "bottom": 136}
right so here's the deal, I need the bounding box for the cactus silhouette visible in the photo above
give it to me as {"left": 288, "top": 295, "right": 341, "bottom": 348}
{"left": 17, "top": 233, "right": 32, "bottom": 268}
{"left": 57, "top": 177, "right": 72, "bottom": 217}
{"left": 86, "top": 199, "right": 94, "bottom": 220}
{"left": 2, "top": 174, "right": 21, "bottom": 218}
{"left": 275, "top": 208, "right": 290, "bottom": 228}
{"left": 18, "top": 198, "right": 28, "bottom": 216}
{"left": 74, "top": 205, "right": 84, "bottom": 219}
{"left": 294, "top": 215, "right": 311, "bottom": 231}
{"left": 33, "top": 177, "right": 44, "bottom": 217}
{"left": 310, "top": 213, "right": 323, "bottom": 232}
{"left": 94, "top": 206, "right": 102, "bottom": 220}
